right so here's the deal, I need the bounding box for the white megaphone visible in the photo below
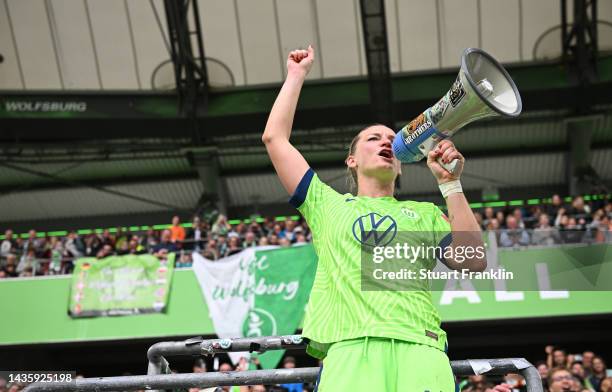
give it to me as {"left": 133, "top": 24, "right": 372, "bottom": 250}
{"left": 392, "top": 48, "right": 522, "bottom": 173}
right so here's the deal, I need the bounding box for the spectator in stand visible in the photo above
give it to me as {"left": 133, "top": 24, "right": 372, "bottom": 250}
{"left": 294, "top": 225, "right": 306, "bottom": 241}
{"left": 152, "top": 229, "right": 178, "bottom": 255}
{"left": 546, "top": 194, "right": 565, "bottom": 217}
{"left": 170, "top": 216, "right": 186, "bottom": 243}
{"left": 258, "top": 237, "right": 269, "bottom": 246}
{"left": 176, "top": 253, "right": 192, "bottom": 268}
{"left": 262, "top": 216, "right": 275, "bottom": 237}
{"left": 588, "top": 356, "right": 607, "bottom": 392}
{"left": 211, "top": 214, "right": 231, "bottom": 237}
{"left": 126, "top": 238, "right": 144, "bottom": 255}
{"left": 268, "top": 234, "right": 279, "bottom": 246}
{"left": 499, "top": 216, "right": 530, "bottom": 247}
{"left": 249, "top": 222, "right": 264, "bottom": 239}
{"left": 532, "top": 214, "right": 560, "bottom": 246}
{"left": 203, "top": 238, "right": 219, "bottom": 261}
{"left": 96, "top": 244, "right": 114, "bottom": 259}
{"left": 218, "top": 362, "right": 234, "bottom": 392}
{"left": 485, "top": 218, "right": 500, "bottom": 232}
{"left": 560, "top": 217, "right": 585, "bottom": 244}
{"left": 217, "top": 234, "right": 229, "bottom": 258}
{"left": 143, "top": 227, "right": 159, "bottom": 252}
{"left": 511, "top": 208, "right": 526, "bottom": 229}
{"left": 116, "top": 239, "right": 130, "bottom": 255}
{"left": 284, "top": 219, "right": 297, "bottom": 242}
{"left": 568, "top": 196, "right": 591, "bottom": 223}
{"left": 185, "top": 216, "right": 205, "bottom": 251}
{"left": 272, "top": 223, "right": 284, "bottom": 239}
{"left": 17, "top": 247, "right": 39, "bottom": 276}
{"left": 473, "top": 211, "right": 484, "bottom": 230}
{"left": 115, "top": 228, "right": 128, "bottom": 251}
{"left": 279, "top": 356, "right": 303, "bottom": 392}
{"left": 590, "top": 209, "right": 611, "bottom": 243}
{"left": 22, "top": 229, "right": 44, "bottom": 258}
{"left": 83, "top": 234, "right": 102, "bottom": 257}
{"left": 231, "top": 222, "right": 246, "bottom": 239}
{"left": 64, "top": 231, "right": 83, "bottom": 260}
{"left": 483, "top": 207, "right": 495, "bottom": 228}
{"left": 535, "top": 361, "right": 549, "bottom": 391}
{"left": 600, "top": 377, "right": 612, "bottom": 392}
{"left": 548, "top": 367, "right": 573, "bottom": 392}
{"left": 192, "top": 358, "right": 206, "bottom": 373}
{"left": 48, "top": 236, "right": 63, "bottom": 275}
{"left": 3, "top": 254, "right": 18, "bottom": 277}
{"left": 546, "top": 346, "right": 568, "bottom": 369}
{"left": 227, "top": 234, "right": 243, "bottom": 256}
{"left": 1, "top": 229, "right": 15, "bottom": 259}
{"left": 569, "top": 361, "right": 594, "bottom": 391}
{"left": 100, "top": 229, "right": 115, "bottom": 248}
{"left": 458, "top": 375, "right": 490, "bottom": 391}
{"left": 496, "top": 211, "right": 506, "bottom": 228}
{"left": 583, "top": 351, "right": 595, "bottom": 376}
{"left": 279, "top": 238, "right": 291, "bottom": 247}
{"left": 605, "top": 203, "right": 612, "bottom": 219}
{"left": 295, "top": 232, "right": 307, "bottom": 244}
{"left": 524, "top": 206, "right": 544, "bottom": 229}
{"left": 243, "top": 231, "right": 258, "bottom": 248}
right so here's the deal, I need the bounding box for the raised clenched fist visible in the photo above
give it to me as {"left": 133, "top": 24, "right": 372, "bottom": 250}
{"left": 287, "top": 45, "right": 315, "bottom": 78}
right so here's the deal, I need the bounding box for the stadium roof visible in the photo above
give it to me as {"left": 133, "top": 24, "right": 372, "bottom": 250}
{"left": 2, "top": 0, "right": 611, "bottom": 91}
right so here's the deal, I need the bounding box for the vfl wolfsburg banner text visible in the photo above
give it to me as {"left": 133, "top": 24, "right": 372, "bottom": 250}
{"left": 192, "top": 245, "right": 317, "bottom": 368}
{"left": 69, "top": 253, "right": 175, "bottom": 317}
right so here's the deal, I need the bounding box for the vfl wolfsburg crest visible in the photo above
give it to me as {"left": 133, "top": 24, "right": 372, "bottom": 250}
{"left": 242, "top": 308, "right": 278, "bottom": 337}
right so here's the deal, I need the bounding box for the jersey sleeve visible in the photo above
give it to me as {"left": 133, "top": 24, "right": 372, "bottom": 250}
{"left": 431, "top": 204, "right": 452, "bottom": 263}
{"left": 289, "top": 168, "right": 340, "bottom": 233}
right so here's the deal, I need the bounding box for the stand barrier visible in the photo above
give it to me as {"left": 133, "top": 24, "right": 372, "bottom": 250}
{"left": 24, "top": 335, "right": 543, "bottom": 392}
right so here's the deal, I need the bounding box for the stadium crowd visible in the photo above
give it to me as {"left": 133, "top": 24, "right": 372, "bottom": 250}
{"left": 458, "top": 346, "right": 611, "bottom": 392}
{"left": 0, "top": 194, "right": 611, "bottom": 279}
{"left": 0, "top": 346, "right": 610, "bottom": 392}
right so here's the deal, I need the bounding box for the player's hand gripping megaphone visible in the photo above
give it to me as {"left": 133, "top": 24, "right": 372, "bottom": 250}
{"left": 392, "top": 48, "right": 522, "bottom": 173}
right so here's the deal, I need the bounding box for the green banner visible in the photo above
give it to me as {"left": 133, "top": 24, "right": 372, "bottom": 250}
{"left": 69, "top": 254, "right": 175, "bottom": 317}
{"left": 193, "top": 245, "right": 317, "bottom": 368}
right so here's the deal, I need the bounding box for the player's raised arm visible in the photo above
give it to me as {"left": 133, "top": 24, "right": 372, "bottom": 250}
{"left": 261, "top": 46, "right": 314, "bottom": 195}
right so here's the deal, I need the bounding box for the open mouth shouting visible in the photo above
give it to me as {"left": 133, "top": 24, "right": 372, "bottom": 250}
{"left": 378, "top": 148, "right": 394, "bottom": 162}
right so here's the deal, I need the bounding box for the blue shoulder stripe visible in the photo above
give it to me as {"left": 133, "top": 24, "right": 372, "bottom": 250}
{"left": 289, "top": 168, "right": 314, "bottom": 208}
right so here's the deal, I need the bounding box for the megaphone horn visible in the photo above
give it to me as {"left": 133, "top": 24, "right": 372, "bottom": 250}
{"left": 393, "top": 48, "right": 522, "bottom": 174}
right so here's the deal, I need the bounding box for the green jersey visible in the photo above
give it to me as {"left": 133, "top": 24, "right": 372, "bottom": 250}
{"left": 289, "top": 169, "right": 451, "bottom": 358}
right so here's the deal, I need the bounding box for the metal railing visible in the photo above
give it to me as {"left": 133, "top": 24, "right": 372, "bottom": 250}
{"left": 24, "top": 335, "right": 543, "bottom": 392}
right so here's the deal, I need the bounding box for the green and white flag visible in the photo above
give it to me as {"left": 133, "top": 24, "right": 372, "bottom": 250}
{"left": 192, "top": 245, "right": 317, "bottom": 368}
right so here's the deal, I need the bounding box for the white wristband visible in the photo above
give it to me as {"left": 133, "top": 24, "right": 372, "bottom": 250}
{"left": 439, "top": 180, "right": 463, "bottom": 198}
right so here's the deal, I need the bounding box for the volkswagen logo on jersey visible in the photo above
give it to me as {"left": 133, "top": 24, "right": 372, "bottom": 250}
{"left": 352, "top": 212, "right": 397, "bottom": 247}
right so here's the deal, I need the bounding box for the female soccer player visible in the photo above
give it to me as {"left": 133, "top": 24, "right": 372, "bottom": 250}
{"left": 262, "top": 46, "right": 486, "bottom": 392}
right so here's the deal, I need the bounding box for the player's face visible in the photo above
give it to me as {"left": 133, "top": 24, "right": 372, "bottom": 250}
{"left": 348, "top": 125, "right": 401, "bottom": 183}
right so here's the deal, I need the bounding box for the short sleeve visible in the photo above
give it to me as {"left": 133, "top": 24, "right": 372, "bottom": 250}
{"left": 289, "top": 168, "right": 340, "bottom": 232}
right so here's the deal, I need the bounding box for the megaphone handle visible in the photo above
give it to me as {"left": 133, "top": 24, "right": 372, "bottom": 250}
{"left": 419, "top": 138, "right": 459, "bottom": 174}
{"left": 438, "top": 157, "right": 458, "bottom": 174}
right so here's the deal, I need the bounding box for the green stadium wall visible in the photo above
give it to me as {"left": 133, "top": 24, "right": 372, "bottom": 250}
{"left": 1, "top": 267, "right": 612, "bottom": 346}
